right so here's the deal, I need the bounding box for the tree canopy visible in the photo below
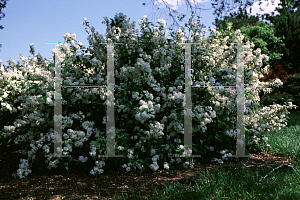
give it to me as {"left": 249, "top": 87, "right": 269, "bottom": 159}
{"left": 262, "top": 0, "right": 300, "bottom": 74}
{"left": 142, "top": 0, "right": 287, "bottom": 32}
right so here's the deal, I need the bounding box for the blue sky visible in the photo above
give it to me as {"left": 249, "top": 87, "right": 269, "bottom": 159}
{"left": 0, "top": 0, "right": 296, "bottom": 73}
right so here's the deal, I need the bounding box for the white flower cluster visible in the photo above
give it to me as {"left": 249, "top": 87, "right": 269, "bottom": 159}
{"left": 90, "top": 160, "right": 105, "bottom": 175}
{"left": 13, "top": 159, "right": 32, "bottom": 179}
{"left": 150, "top": 155, "right": 160, "bottom": 171}
{"left": 78, "top": 156, "right": 88, "bottom": 162}
{"left": 121, "top": 162, "right": 134, "bottom": 172}
{"left": 220, "top": 149, "right": 233, "bottom": 160}
{"left": 127, "top": 148, "right": 134, "bottom": 159}
{"left": 183, "top": 159, "right": 195, "bottom": 169}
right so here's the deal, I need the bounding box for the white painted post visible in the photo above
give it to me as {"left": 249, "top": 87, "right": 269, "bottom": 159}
{"left": 46, "top": 44, "right": 71, "bottom": 158}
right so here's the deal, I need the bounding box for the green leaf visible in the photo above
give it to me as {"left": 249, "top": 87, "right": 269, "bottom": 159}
{"left": 36, "top": 96, "right": 47, "bottom": 104}
{"left": 158, "top": 138, "right": 162, "bottom": 146}
{"left": 132, "top": 107, "right": 140, "bottom": 116}
{"left": 132, "top": 165, "right": 136, "bottom": 171}
{"left": 140, "top": 167, "right": 145, "bottom": 175}
{"left": 122, "top": 102, "right": 131, "bottom": 110}
{"left": 173, "top": 106, "right": 184, "bottom": 112}
{"left": 199, "top": 140, "right": 203, "bottom": 145}
{"left": 215, "top": 134, "right": 223, "bottom": 142}
{"left": 26, "top": 82, "right": 39, "bottom": 91}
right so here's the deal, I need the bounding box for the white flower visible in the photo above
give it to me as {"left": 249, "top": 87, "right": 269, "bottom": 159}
{"left": 89, "top": 150, "right": 96, "bottom": 156}
{"left": 78, "top": 156, "right": 88, "bottom": 162}
{"left": 78, "top": 41, "right": 83, "bottom": 46}
{"left": 71, "top": 33, "right": 76, "bottom": 40}
{"left": 263, "top": 137, "right": 268, "bottom": 141}
{"left": 118, "top": 146, "right": 124, "bottom": 151}
{"left": 157, "top": 18, "right": 166, "bottom": 27}
{"left": 150, "top": 148, "right": 156, "bottom": 155}
{"left": 164, "top": 162, "right": 169, "bottom": 169}
{"left": 127, "top": 154, "right": 134, "bottom": 159}
{"left": 83, "top": 17, "right": 87, "bottom": 21}
{"left": 152, "top": 155, "right": 159, "bottom": 162}
{"left": 143, "top": 15, "right": 147, "bottom": 22}
{"left": 127, "top": 149, "right": 134, "bottom": 154}
{"left": 93, "top": 166, "right": 99, "bottom": 172}
{"left": 150, "top": 162, "right": 159, "bottom": 171}
{"left": 64, "top": 33, "right": 70, "bottom": 40}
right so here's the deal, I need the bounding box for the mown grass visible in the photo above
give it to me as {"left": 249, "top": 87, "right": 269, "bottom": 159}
{"left": 111, "top": 108, "right": 300, "bottom": 200}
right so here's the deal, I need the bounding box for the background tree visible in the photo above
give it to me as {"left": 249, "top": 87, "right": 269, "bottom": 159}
{"left": 260, "top": 0, "right": 299, "bottom": 22}
{"left": 211, "top": 2, "right": 299, "bottom": 105}
{"left": 210, "top": 0, "right": 262, "bottom": 25}
{"left": 0, "top": 0, "right": 8, "bottom": 52}
{"left": 212, "top": 10, "right": 286, "bottom": 72}
{"left": 142, "top": 0, "right": 280, "bottom": 37}
{"left": 142, "top": 0, "right": 211, "bottom": 31}
{"left": 260, "top": 0, "right": 300, "bottom": 75}
{"left": 212, "top": 6, "right": 261, "bottom": 32}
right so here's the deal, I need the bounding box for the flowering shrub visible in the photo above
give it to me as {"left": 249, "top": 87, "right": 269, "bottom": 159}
{"left": 0, "top": 13, "right": 297, "bottom": 179}
{"left": 258, "top": 61, "right": 298, "bottom": 106}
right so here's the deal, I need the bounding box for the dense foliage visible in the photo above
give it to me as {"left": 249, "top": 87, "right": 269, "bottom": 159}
{"left": 262, "top": 0, "right": 300, "bottom": 75}
{"left": 211, "top": 7, "right": 299, "bottom": 112}
{"left": 261, "top": 73, "right": 300, "bottom": 111}
{"left": 213, "top": 18, "right": 286, "bottom": 73}
{"left": 213, "top": 7, "right": 261, "bottom": 33}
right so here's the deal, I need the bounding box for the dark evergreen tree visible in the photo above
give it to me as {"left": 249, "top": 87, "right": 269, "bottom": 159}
{"left": 261, "top": 0, "right": 300, "bottom": 75}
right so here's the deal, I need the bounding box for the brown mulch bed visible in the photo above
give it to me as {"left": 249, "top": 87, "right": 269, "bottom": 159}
{"left": 0, "top": 142, "right": 297, "bottom": 200}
